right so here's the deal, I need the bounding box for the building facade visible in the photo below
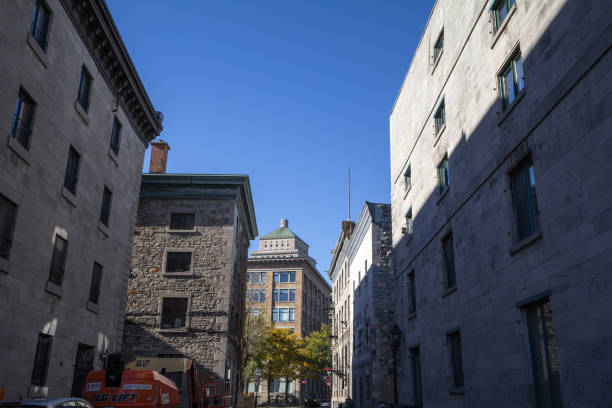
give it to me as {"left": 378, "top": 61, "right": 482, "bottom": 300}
{"left": 0, "top": 0, "right": 162, "bottom": 400}
{"left": 247, "top": 219, "right": 331, "bottom": 400}
{"left": 329, "top": 203, "right": 395, "bottom": 408}
{"left": 389, "top": 0, "right": 612, "bottom": 407}
{"left": 122, "top": 147, "right": 257, "bottom": 407}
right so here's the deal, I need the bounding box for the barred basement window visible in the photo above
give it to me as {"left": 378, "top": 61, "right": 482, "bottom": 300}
{"left": 63, "top": 146, "right": 80, "bottom": 194}
{"left": 11, "top": 88, "right": 36, "bottom": 150}
{"left": 88, "top": 262, "right": 103, "bottom": 304}
{"left": 0, "top": 194, "right": 18, "bottom": 259}
{"left": 161, "top": 297, "right": 188, "bottom": 328}
{"left": 48, "top": 235, "right": 68, "bottom": 285}
{"left": 31, "top": 333, "right": 52, "bottom": 386}
{"left": 99, "top": 186, "right": 112, "bottom": 226}
{"left": 30, "top": 0, "right": 51, "bottom": 50}
{"left": 165, "top": 252, "right": 192, "bottom": 273}
{"left": 76, "top": 67, "right": 92, "bottom": 111}
{"left": 110, "top": 117, "right": 121, "bottom": 155}
{"left": 170, "top": 213, "right": 195, "bottom": 230}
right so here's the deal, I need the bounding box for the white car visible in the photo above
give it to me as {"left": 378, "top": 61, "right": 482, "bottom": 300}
{"left": 1, "top": 398, "right": 95, "bottom": 408}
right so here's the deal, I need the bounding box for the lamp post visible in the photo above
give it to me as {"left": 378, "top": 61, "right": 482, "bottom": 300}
{"left": 391, "top": 324, "right": 401, "bottom": 406}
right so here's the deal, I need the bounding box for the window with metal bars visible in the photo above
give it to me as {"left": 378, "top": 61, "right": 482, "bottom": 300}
{"left": 442, "top": 232, "right": 456, "bottom": 289}
{"left": 0, "top": 194, "right": 18, "bottom": 259}
{"left": 31, "top": 333, "right": 52, "bottom": 386}
{"left": 170, "top": 213, "right": 195, "bottom": 230}
{"left": 510, "top": 157, "right": 539, "bottom": 241}
{"left": 30, "top": 0, "right": 51, "bottom": 50}
{"left": 110, "top": 117, "right": 121, "bottom": 154}
{"left": 100, "top": 186, "right": 112, "bottom": 226}
{"left": 498, "top": 50, "right": 524, "bottom": 110}
{"left": 77, "top": 67, "right": 92, "bottom": 111}
{"left": 11, "top": 88, "right": 36, "bottom": 150}
{"left": 64, "top": 146, "right": 80, "bottom": 194}
{"left": 447, "top": 330, "right": 464, "bottom": 388}
{"left": 161, "top": 297, "right": 188, "bottom": 328}
{"left": 88, "top": 262, "right": 103, "bottom": 304}
{"left": 437, "top": 155, "right": 450, "bottom": 192}
{"left": 48, "top": 235, "right": 68, "bottom": 285}
{"left": 165, "top": 252, "right": 192, "bottom": 273}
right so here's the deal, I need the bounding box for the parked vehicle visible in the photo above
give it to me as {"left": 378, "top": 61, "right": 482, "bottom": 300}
{"left": 1, "top": 398, "right": 94, "bottom": 408}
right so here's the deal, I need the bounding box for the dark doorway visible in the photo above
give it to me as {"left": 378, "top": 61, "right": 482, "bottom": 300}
{"left": 71, "top": 343, "right": 95, "bottom": 397}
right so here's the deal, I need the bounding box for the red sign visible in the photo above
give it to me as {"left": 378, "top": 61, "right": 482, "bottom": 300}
{"left": 301, "top": 380, "right": 307, "bottom": 384}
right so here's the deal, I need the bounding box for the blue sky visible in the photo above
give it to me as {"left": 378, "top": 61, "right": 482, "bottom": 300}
{"left": 106, "top": 0, "right": 433, "bottom": 281}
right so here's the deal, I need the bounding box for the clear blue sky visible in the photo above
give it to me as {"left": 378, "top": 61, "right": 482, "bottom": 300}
{"left": 106, "top": 0, "right": 433, "bottom": 281}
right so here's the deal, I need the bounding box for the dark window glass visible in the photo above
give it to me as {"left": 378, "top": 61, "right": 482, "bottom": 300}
{"left": 437, "top": 156, "right": 450, "bottom": 192}
{"left": 511, "top": 159, "right": 538, "bottom": 240}
{"left": 11, "top": 89, "right": 36, "bottom": 149}
{"left": 110, "top": 118, "right": 121, "bottom": 154}
{"left": 289, "top": 289, "right": 295, "bottom": 302}
{"left": 48, "top": 235, "right": 68, "bottom": 285}
{"left": 273, "top": 289, "right": 278, "bottom": 302}
{"left": 272, "top": 308, "right": 278, "bottom": 321}
{"left": 273, "top": 272, "right": 279, "bottom": 283}
{"left": 492, "top": 0, "right": 515, "bottom": 33}
{"left": 100, "top": 186, "right": 112, "bottom": 226}
{"left": 31, "top": 333, "right": 52, "bottom": 385}
{"left": 290, "top": 271, "right": 295, "bottom": 282}
{"left": 77, "top": 68, "right": 92, "bottom": 111}
{"left": 259, "top": 290, "right": 265, "bottom": 302}
{"left": 442, "top": 232, "right": 456, "bottom": 289}
{"left": 30, "top": 0, "right": 50, "bottom": 50}
{"left": 279, "top": 289, "right": 288, "bottom": 302}
{"left": 433, "top": 29, "right": 444, "bottom": 63}
{"left": 88, "top": 262, "right": 103, "bottom": 304}
{"left": 499, "top": 51, "right": 524, "bottom": 110}
{"left": 0, "top": 194, "right": 18, "bottom": 259}
{"left": 64, "top": 146, "right": 80, "bottom": 194}
{"left": 260, "top": 272, "right": 266, "bottom": 283}
{"left": 411, "top": 347, "right": 423, "bottom": 406}
{"left": 170, "top": 213, "right": 195, "bottom": 230}
{"left": 434, "top": 100, "right": 446, "bottom": 135}
{"left": 525, "top": 299, "right": 562, "bottom": 408}
{"left": 70, "top": 343, "right": 94, "bottom": 397}
{"left": 289, "top": 308, "right": 295, "bottom": 321}
{"left": 408, "top": 272, "right": 416, "bottom": 314}
{"left": 161, "top": 297, "right": 188, "bottom": 328}
{"left": 404, "top": 164, "right": 411, "bottom": 190}
{"left": 448, "top": 331, "right": 464, "bottom": 388}
{"left": 166, "top": 252, "right": 192, "bottom": 273}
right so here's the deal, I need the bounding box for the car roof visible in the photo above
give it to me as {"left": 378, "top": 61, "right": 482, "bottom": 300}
{"left": 18, "top": 398, "right": 90, "bottom": 407}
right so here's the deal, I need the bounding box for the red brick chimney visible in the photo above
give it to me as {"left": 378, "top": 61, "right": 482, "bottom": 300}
{"left": 149, "top": 140, "right": 170, "bottom": 173}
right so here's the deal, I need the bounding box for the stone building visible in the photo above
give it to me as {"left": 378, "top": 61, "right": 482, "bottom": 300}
{"left": 0, "top": 0, "right": 162, "bottom": 400}
{"left": 247, "top": 219, "right": 331, "bottom": 400}
{"left": 389, "top": 0, "right": 612, "bottom": 407}
{"left": 328, "top": 203, "right": 394, "bottom": 408}
{"left": 122, "top": 144, "right": 258, "bottom": 407}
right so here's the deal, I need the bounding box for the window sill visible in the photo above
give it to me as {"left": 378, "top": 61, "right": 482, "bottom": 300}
{"left": 108, "top": 148, "right": 119, "bottom": 166}
{"left": 98, "top": 220, "right": 110, "bottom": 237}
{"left": 431, "top": 50, "right": 443, "bottom": 75}
{"left": 162, "top": 272, "right": 195, "bottom": 278}
{"left": 166, "top": 228, "right": 197, "bottom": 233}
{"left": 7, "top": 135, "right": 31, "bottom": 164}
{"left": 442, "top": 285, "right": 457, "bottom": 298}
{"left": 437, "top": 186, "right": 450, "bottom": 205}
{"left": 61, "top": 186, "right": 78, "bottom": 207}
{"left": 0, "top": 256, "right": 10, "bottom": 274}
{"left": 433, "top": 124, "right": 446, "bottom": 146}
{"left": 87, "top": 301, "right": 99, "bottom": 314}
{"left": 26, "top": 33, "right": 48, "bottom": 68}
{"left": 157, "top": 328, "right": 189, "bottom": 334}
{"left": 449, "top": 386, "right": 465, "bottom": 395}
{"left": 490, "top": 4, "right": 517, "bottom": 49}
{"left": 497, "top": 89, "right": 526, "bottom": 126}
{"left": 45, "top": 280, "right": 63, "bottom": 297}
{"left": 407, "top": 311, "right": 417, "bottom": 320}
{"left": 74, "top": 100, "right": 89, "bottom": 126}
{"left": 509, "top": 229, "right": 542, "bottom": 255}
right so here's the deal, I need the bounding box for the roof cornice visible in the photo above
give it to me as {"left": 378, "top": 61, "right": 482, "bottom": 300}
{"left": 59, "top": 0, "right": 163, "bottom": 145}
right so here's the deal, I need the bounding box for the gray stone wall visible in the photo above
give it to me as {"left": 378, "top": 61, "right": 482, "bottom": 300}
{"left": 390, "top": 0, "right": 612, "bottom": 406}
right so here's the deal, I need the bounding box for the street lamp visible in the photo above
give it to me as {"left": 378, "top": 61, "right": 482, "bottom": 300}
{"left": 390, "top": 324, "right": 401, "bottom": 405}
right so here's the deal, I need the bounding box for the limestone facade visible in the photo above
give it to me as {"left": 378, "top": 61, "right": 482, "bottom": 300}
{"left": 389, "top": 0, "right": 612, "bottom": 406}
{"left": 0, "top": 0, "right": 161, "bottom": 400}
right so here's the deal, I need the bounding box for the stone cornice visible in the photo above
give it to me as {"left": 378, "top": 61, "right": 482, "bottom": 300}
{"left": 59, "top": 0, "right": 163, "bottom": 145}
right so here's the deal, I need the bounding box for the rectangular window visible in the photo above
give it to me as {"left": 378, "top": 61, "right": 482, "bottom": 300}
{"left": 64, "top": 146, "right": 80, "bottom": 194}
{"left": 408, "top": 271, "right": 416, "bottom": 314}
{"left": 30, "top": 0, "right": 51, "bottom": 50}
{"left": 272, "top": 308, "right": 278, "bottom": 321}
{"left": 250, "top": 272, "right": 260, "bottom": 284}
{"left": 279, "top": 289, "right": 289, "bottom": 302}
{"left": 290, "top": 289, "right": 295, "bottom": 301}
{"left": 0, "top": 194, "right": 18, "bottom": 259}
{"left": 273, "top": 289, "right": 279, "bottom": 302}
{"left": 492, "top": 0, "right": 515, "bottom": 33}
{"left": 274, "top": 272, "right": 279, "bottom": 282}
{"left": 166, "top": 252, "right": 192, "bottom": 273}
{"left": 447, "top": 330, "right": 464, "bottom": 388}
{"left": 442, "top": 232, "right": 456, "bottom": 289}
{"left": 110, "top": 117, "right": 121, "bottom": 154}
{"left": 161, "top": 297, "right": 188, "bottom": 328}
{"left": 498, "top": 51, "right": 524, "bottom": 110}
{"left": 410, "top": 347, "right": 423, "bottom": 406}
{"left": 404, "top": 164, "right": 411, "bottom": 191}
{"left": 290, "top": 271, "right": 295, "bottom": 282}
{"left": 77, "top": 67, "right": 92, "bottom": 111}
{"left": 170, "top": 213, "right": 195, "bottom": 230}
{"left": 434, "top": 100, "right": 446, "bottom": 135}
{"left": 31, "top": 333, "right": 52, "bottom": 386}
{"left": 405, "top": 207, "right": 413, "bottom": 236}
{"left": 48, "top": 235, "right": 68, "bottom": 285}
{"left": 289, "top": 308, "right": 295, "bottom": 322}
{"left": 437, "top": 155, "right": 450, "bottom": 192}
{"left": 511, "top": 158, "right": 538, "bottom": 241}
{"left": 260, "top": 272, "right": 266, "bottom": 283}
{"left": 99, "top": 186, "right": 112, "bottom": 226}
{"left": 259, "top": 290, "right": 265, "bottom": 302}
{"left": 11, "top": 89, "right": 36, "bottom": 149}
{"left": 279, "top": 308, "right": 289, "bottom": 322}
{"left": 433, "top": 29, "right": 444, "bottom": 64}
{"left": 88, "top": 262, "right": 103, "bottom": 304}
{"left": 524, "top": 298, "right": 562, "bottom": 408}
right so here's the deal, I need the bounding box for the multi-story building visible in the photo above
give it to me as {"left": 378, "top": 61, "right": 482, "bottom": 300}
{"left": 247, "top": 219, "right": 331, "bottom": 400}
{"left": 122, "top": 143, "right": 257, "bottom": 407}
{"left": 328, "top": 203, "right": 394, "bottom": 408}
{"left": 389, "top": 0, "right": 612, "bottom": 407}
{"left": 0, "top": 0, "right": 162, "bottom": 400}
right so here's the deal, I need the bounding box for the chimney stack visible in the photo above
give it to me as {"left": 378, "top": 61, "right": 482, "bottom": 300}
{"left": 149, "top": 140, "right": 170, "bottom": 173}
{"left": 280, "top": 219, "right": 289, "bottom": 228}
{"left": 342, "top": 220, "right": 355, "bottom": 237}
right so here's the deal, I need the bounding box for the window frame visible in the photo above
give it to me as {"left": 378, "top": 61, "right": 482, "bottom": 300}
{"left": 169, "top": 213, "right": 196, "bottom": 232}
{"left": 99, "top": 186, "right": 112, "bottom": 227}
{"left": 437, "top": 155, "right": 450, "bottom": 193}
{"left": 408, "top": 270, "right": 416, "bottom": 315}
{"left": 159, "top": 294, "right": 191, "bottom": 331}
{"left": 63, "top": 146, "right": 81, "bottom": 195}
{"left": 491, "top": 0, "right": 516, "bottom": 34}
{"left": 403, "top": 163, "right": 412, "bottom": 192}
{"left": 433, "top": 29, "right": 444, "bottom": 65}
{"left": 508, "top": 155, "right": 541, "bottom": 251}
{"left": 48, "top": 234, "right": 68, "bottom": 286}
{"left": 404, "top": 207, "right": 414, "bottom": 237}
{"left": 0, "top": 193, "right": 18, "bottom": 261}
{"left": 76, "top": 66, "right": 93, "bottom": 112}
{"left": 109, "top": 117, "right": 121, "bottom": 155}
{"left": 11, "top": 88, "right": 36, "bottom": 150}
{"left": 31, "top": 333, "right": 53, "bottom": 386}
{"left": 498, "top": 49, "right": 525, "bottom": 111}
{"left": 162, "top": 249, "right": 194, "bottom": 276}
{"left": 433, "top": 99, "right": 446, "bottom": 136}
{"left": 446, "top": 329, "right": 464, "bottom": 392}
{"left": 441, "top": 231, "right": 456, "bottom": 291}
{"left": 88, "top": 262, "right": 103, "bottom": 305}
{"left": 30, "top": 0, "right": 52, "bottom": 51}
